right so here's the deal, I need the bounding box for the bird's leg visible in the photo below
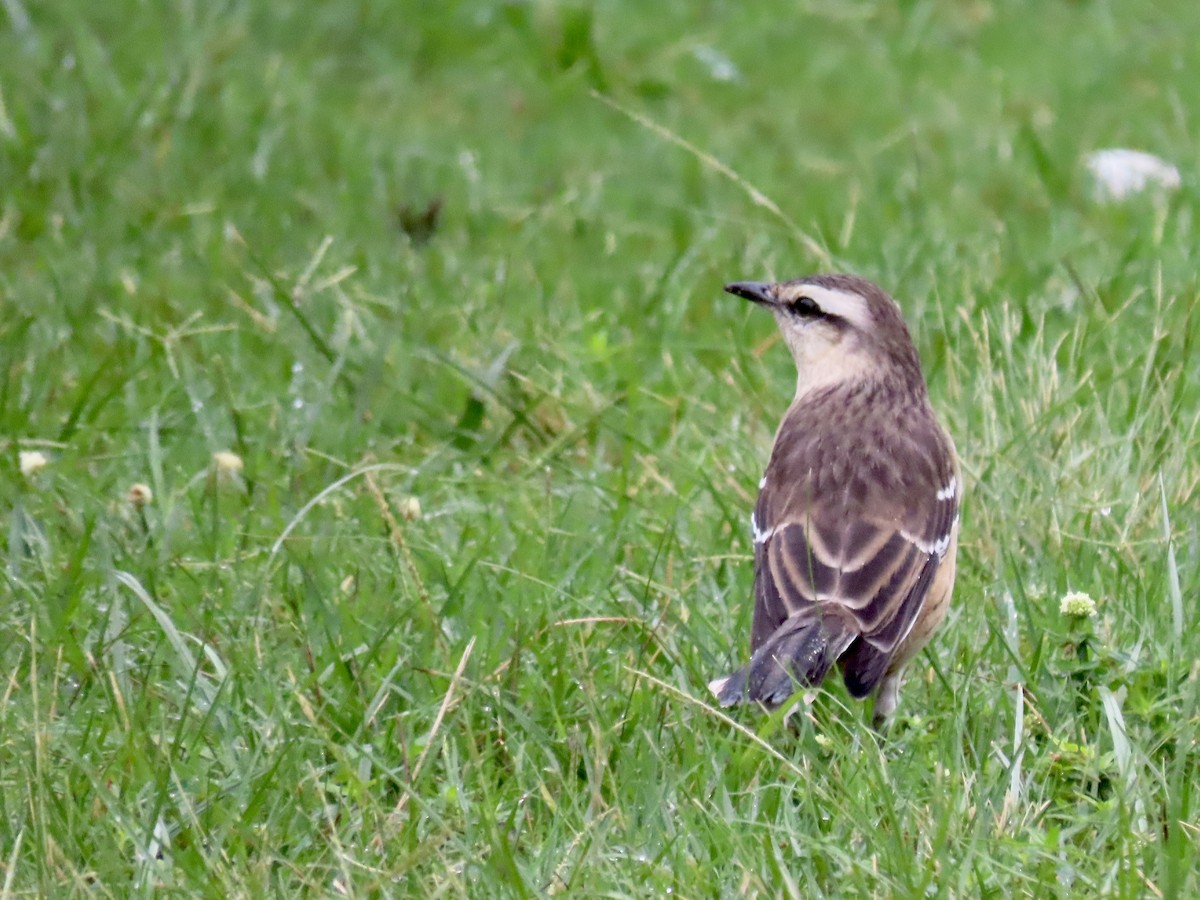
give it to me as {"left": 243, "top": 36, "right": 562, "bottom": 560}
{"left": 871, "top": 672, "right": 903, "bottom": 730}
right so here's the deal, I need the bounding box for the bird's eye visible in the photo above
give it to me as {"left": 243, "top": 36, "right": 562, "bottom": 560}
{"left": 787, "top": 295, "right": 822, "bottom": 317}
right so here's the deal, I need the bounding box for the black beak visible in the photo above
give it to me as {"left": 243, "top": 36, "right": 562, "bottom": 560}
{"left": 724, "top": 281, "right": 775, "bottom": 306}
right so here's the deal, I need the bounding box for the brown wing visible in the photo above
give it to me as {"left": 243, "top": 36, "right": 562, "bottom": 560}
{"left": 749, "top": 400, "right": 959, "bottom": 698}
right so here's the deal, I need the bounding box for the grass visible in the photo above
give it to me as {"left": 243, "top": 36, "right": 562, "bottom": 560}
{"left": 2, "top": 0, "right": 1198, "bottom": 895}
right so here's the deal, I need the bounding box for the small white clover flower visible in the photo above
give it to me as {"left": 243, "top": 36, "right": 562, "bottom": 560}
{"left": 19, "top": 450, "right": 49, "bottom": 477}
{"left": 128, "top": 483, "right": 153, "bottom": 507}
{"left": 1086, "top": 149, "right": 1181, "bottom": 201}
{"left": 212, "top": 451, "right": 244, "bottom": 474}
{"left": 399, "top": 496, "right": 422, "bottom": 521}
{"left": 1060, "top": 590, "right": 1098, "bottom": 618}
{"left": 210, "top": 451, "right": 246, "bottom": 492}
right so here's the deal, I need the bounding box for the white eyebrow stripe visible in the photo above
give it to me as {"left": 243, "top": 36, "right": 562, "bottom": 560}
{"left": 801, "top": 285, "right": 874, "bottom": 332}
{"left": 936, "top": 476, "right": 957, "bottom": 502}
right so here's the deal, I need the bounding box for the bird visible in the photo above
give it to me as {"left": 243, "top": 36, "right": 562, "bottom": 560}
{"left": 707, "top": 274, "right": 961, "bottom": 727}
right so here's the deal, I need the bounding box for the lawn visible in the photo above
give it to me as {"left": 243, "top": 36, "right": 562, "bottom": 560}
{"left": 2, "top": 0, "right": 1198, "bottom": 895}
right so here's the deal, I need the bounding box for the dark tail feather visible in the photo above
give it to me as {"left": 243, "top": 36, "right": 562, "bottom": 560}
{"left": 710, "top": 616, "right": 856, "bottom": 708}
{"left": 837, "top": 638, "right": 892, "bottom": 699}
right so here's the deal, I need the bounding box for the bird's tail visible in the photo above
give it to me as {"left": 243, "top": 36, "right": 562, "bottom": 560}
{"left": 708, "top": 614, "right": 856, "bottom": 708}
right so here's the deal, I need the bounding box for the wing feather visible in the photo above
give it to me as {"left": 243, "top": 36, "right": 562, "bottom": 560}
{"left": 747, "top": 395, "right": 960, "bottom": 697}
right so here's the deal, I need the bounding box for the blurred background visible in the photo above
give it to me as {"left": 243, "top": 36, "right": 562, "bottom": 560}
{"left": 2, "top": 0, "right": 1197, "bottom": 894}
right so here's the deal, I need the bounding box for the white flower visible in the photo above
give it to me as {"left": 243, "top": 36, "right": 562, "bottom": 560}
{"left": 1060, "top": 590, "right": 1098, "bottom": 618}
{"left": 400, "top": 496, "right": 422, "bottom": 521}
{"left": 1086, "top": 149, "right": 1181, "bottom": 201}
{"left": 212, "top": 451, "right": 244, "bottom": 474}
{"left": 128, "top": 483, "right": 153, "bottom": 507}
{"left": 210, "top": 451, "right": 246, "bottom": 492}
{"left": 19, "top": 450, "right": 48, "bottom": 477}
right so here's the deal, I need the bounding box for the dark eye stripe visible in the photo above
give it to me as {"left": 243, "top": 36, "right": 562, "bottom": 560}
{"left": 787, "top": 295, "right": 822, "bottom": 317}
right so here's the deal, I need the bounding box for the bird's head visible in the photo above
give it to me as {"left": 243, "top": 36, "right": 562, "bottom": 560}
{"left": 724, "top": 274, "right": 925, "bottom": 400}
